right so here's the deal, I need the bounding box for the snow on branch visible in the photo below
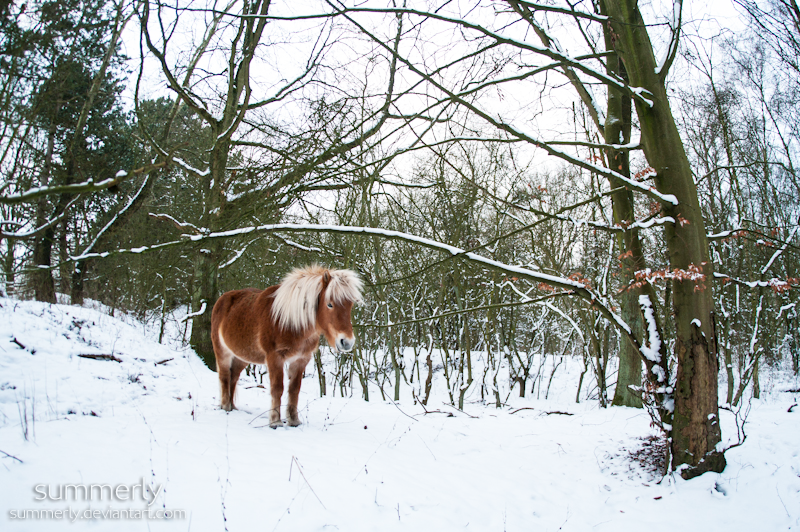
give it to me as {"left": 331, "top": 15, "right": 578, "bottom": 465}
{"left": 66, "top": 220, "right": 641, "bottom": 351}
{"left": 220, "top": 237, "right": 264, "bottom": 269}
{"left": 272, "top": 234, "right": 323, "bottom": 253}
{"left": 761, "top": 225, "right": 799, "bottom": 275}
{"left": 778, "top": 302, "right": 796, "bottom": 320}
{"left": 714, "top": 272, "right": 800, "bottom": 293}
{"left": 539, "top": 301, "right": 586, "bottom": 344}
{"left": 625, "top": 216, "right": 676, "bottom": 230}
{"left": 749, "top": 296, "right": 763, "bottom": 356}
{"left": 182, "top": 301, "right": 207, "bottom": 322}
{"left": 1, "top": 196, "right": 82, "bottom": 239}
{"left": 149, "top": 213, "right": 207, "bottom": 235}
{"left": 0, "top": 162, "right": 166, "bottom": 205}
{"left": 171, "top": 157, "right": 210, "bottom": 178}
{"left": 638, "top": 294, "right": 662, "bottom": 366}
{"left": 562, "top": 214, "right": 676, "bottom": 233}
{"left": 630, "top": 264, "right": 707, "bottom": 291}
{"left": 655, "top": 0, "right": 683, "bottom": 78}
{"left": 707, "top": 228, "right": 745, "bottom": 241}
{"left": 69, "top": 238, "right": 185, "bottom": 262}
{"left": 78, "top": 173, "right": 154, "bottom": 257}
{"left": 509, "top": 0, "right": 609, "bottom": 23}
{"left": 184, "top": 222, "right": 638, "bottom": 342}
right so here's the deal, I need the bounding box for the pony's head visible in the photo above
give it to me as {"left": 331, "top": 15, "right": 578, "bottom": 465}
{"left": 271, "top": 265, "right": 363, "bottom": 352}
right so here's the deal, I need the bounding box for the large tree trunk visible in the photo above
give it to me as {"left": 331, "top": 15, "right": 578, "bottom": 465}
{"left": 32, "top": 226, "right": 56, "bottom": 303}
{"left": 33, "top": 186, "right": 74, "bottom": 304}
{"left": 3, "top": 239, "right": 15, "bottom": 295}
{"left": 188, "top": 132, "right": 229, "bottom": 371}
{"left": 605, "top": 0, "right": 726, "bottom": 477}
{"left": 189, "top": 239, "right": 222, "bottom": 370}
{"left": 600, "top": 18, "right": 644, "bottom": 408}
{"left": 32, "top": 124, "right": 58, "bottom": 303}
{"left": 609, "top": 191, "right": 646, "bottom": 409}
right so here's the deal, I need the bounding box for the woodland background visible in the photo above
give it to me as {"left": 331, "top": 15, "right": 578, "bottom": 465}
{"left": 0, "top": 0, "right": 798, "bottom": 478}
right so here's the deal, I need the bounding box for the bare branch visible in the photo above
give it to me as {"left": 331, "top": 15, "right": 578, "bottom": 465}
{"left": 0, "top": 162, "right": 165, "bottom": 205}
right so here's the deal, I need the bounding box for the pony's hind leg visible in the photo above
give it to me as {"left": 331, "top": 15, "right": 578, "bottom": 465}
{"left": 286, "top": 355, "right": 311, "bottom": 427}
{"left": 214, "top": 334, "right": 236, "bottom": 411}
{"left": 227, "top": 357, "right": 248, "bottom": 410}
{"left": 218, "top": 366, "right": 233, "bottom": 411}
{"left": 266, "top": 355, "right": 284, "bottom": 428}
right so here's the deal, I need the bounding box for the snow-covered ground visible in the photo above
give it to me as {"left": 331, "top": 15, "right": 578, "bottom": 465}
{"left": 0, "top": 297, "right": 798, "bottom": 531}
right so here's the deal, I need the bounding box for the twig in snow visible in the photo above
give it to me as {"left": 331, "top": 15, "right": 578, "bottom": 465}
{"left": 544, "top": 410, "right": 573, "bottom": 416}
{"left": 445, "top": 403, "right": 478, "bottom": 418}
{"left": 0, "top": 449, "right": 23, "bottom": 463}
{"left": 720, "top": 400, "right": 751, "bottom": 451}
{"left": 78, "top": 353, "right": 122, "bottom": 363}
{"left": 510, "top": 407, "right": 536, "bottom": 414}
{"left": 11, "top": 338, "right": 28, "bottom": 351}
{"left": 413, "top": 395, "right": 451, "bottom": 416}
{"left": 248, "top": 409, "right": 273, "bottom": 426}
{"left": 386, "top": 396, "right": 418, "bottom": 422}
{"left": 289, "top": 456, "right": 326, "bottom": 509}
{"left": 776, "top": 485, "right": 791, "bottom": 517}
{"left": 420, "top": 409, "right": 453, "bottom": 417}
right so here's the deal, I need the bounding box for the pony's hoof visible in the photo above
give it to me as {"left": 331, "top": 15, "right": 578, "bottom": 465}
{"left": 221, "top": 403, "right": 234, "bottom": 412}
{"left": 287, "top": 419, "right": 302, "bottom": 427}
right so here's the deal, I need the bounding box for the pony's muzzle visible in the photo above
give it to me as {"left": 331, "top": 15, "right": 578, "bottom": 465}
{"left": 336, "top": 336, "right": 355, "bottom": 352}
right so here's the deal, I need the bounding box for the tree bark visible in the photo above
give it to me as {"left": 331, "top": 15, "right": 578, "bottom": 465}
{"left": 32, "top": 124, "right": 58, "bottom": 303}
{"left": 188, "top": 126, "right": 229, "bottom": 370}
{"left": 189, "top": 239, "right": 222, "bottom": 370}
{"left": 599, "top": 14, "right": 644, "bottom": 408}
{"left": 605, "top": 0, "right": 725, "bottom": 477}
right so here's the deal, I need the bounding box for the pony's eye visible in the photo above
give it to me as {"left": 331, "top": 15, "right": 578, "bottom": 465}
{"left": 327, "top": 302, "right": 333, "bottom": 309}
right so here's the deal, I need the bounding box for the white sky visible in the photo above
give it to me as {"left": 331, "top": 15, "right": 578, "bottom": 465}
{"left": 115, "top": 0, "right": 755, "bottom": 188}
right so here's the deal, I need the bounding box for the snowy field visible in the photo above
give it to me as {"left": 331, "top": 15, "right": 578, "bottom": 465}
{"left": 0, "top": 296, "right": 798, "bottom": 531}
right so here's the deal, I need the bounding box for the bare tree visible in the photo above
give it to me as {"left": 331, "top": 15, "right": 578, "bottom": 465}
{"left": 313, "top": 0, "right": 722, "bottom": 477}
{"left": 137, "top": 0, "right": 405, "bottom": 367}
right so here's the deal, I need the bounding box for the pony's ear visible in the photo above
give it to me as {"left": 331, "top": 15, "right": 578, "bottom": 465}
{"left": 318, "top": 270, "right": 332, "bottom": 306}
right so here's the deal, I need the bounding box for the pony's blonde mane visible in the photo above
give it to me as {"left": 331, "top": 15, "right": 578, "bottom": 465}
{"left": 271, "top": 265, "right": 363, "bottom": 331}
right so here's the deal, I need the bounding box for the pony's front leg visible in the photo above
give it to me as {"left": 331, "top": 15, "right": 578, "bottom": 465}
{"left": 286, "top": 354, "right": 311, "bottom": 427}
{"left": 266, "top": 356, "right": 284, "bottom": 428}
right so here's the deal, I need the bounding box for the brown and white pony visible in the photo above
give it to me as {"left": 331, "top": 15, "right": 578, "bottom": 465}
{"left": 210, "top": 265, "right": 362, "bottom": 427}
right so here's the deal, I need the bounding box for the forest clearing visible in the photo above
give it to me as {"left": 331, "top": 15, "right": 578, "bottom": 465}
{"left": 0, "top": 297, "right": 798, "bottom": 531}
{"left": 2, "top": 0, "right": 800, "bottom": 528}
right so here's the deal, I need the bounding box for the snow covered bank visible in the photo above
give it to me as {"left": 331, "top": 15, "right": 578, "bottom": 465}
{"left": 0, "top": 297, "right": 798, "bottom": 531}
